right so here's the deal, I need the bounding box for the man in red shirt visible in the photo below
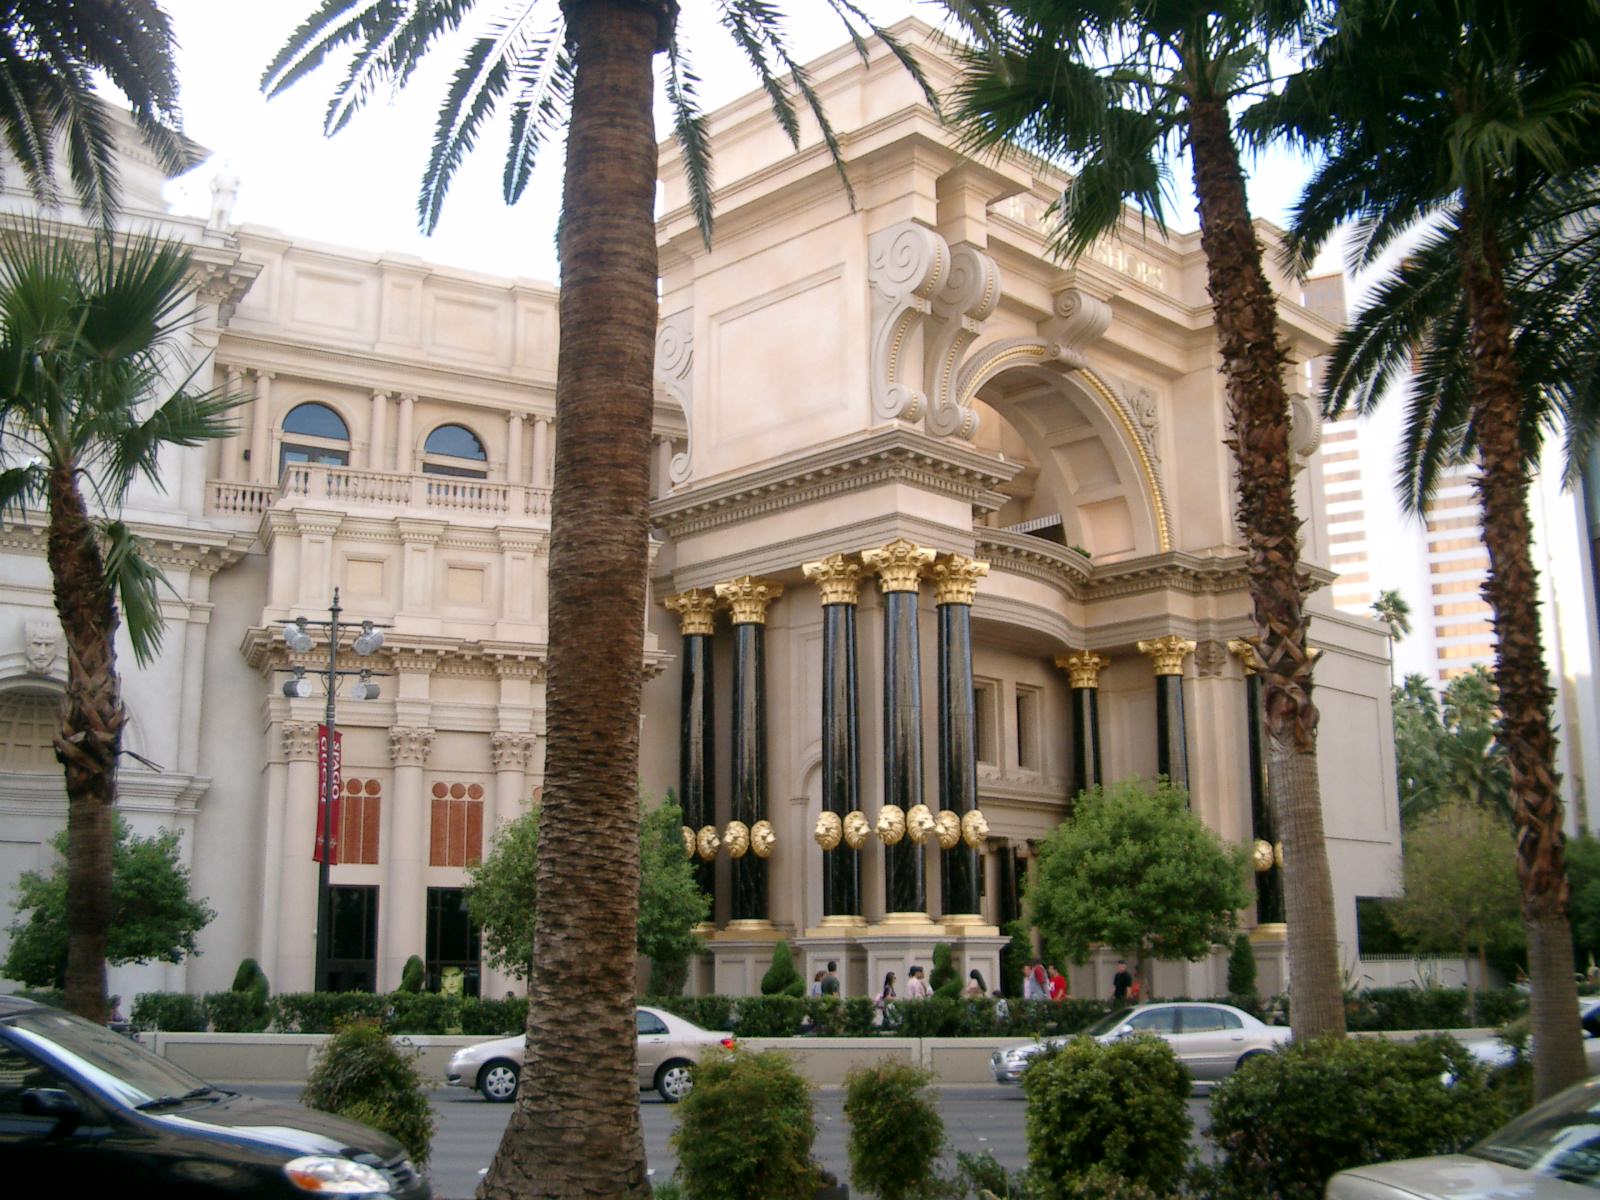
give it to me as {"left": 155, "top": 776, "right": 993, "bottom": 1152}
{"left": 1047, "top": 965, "right": 1067, "bottom": 1001}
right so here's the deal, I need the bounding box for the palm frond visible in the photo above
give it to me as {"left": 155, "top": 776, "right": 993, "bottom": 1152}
{"left": 663, "top": 34, "right": 715, "bottom": 249}
{"left": 0, "top": 463, "right": 46, "bottom": 520}
{"left": 97, "top": 519, "right": 172, "bottom": 666}
{"left": 103, "top": 386, "right": 243, "bottom": 499}
{"left": 503, "top": 44, "right": 573, "bottom": 206}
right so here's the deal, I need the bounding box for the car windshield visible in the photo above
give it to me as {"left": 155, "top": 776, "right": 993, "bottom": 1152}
{"left": 5, "top": 1009, "right": 211, "bottom": 1108}
{"left": 1083, "top": 1010, "right": 1136, "bottom": 1037}
{"left": 1470, "top": 1078, "right": 1600, "bottom": 1188}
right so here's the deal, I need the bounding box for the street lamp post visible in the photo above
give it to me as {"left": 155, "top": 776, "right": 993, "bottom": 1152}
{"left": 280, "top": 588, "right": 387, "bottom": 992}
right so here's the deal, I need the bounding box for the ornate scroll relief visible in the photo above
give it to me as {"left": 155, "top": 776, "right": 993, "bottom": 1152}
{"left": 654, "top": 312, "right": 694, "bottom": 486}
{"left": 868, "top": 221, "right": 948, "bottom": 423}
{"left": 1287, "top": 389, "right": 1322, "bottom": 472}
{"left": 1123, "top": 382, "right": 1161, "bottom": 464}
{"left": 952, "top": 285, "right": 1113, "bottom": 414}
{"left": 924, "top": 243, "right": 1000, "bottom": 440}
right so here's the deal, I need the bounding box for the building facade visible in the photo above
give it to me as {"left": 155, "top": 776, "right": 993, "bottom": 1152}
{"left": 0, "top": 22, "right": 1400, "bottom": 1003}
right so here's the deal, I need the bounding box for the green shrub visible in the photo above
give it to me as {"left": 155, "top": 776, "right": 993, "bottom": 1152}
{"left": 931, "top": 943, "right": 960, "bottom": 998}
{"left": 16, "top": 988, "right": 62, "bottom": 1008}
{"left": 460, "top": 995, "right": 528, "bottom": 1036}
{"left": 671, "top": 1047, "right": 817, "bottom": 1200}
{"left": 955, "top": 1149, "right": 1033, "bottom": 1199}
{"left": 232, "top": 956, "right": 269, "bottom": 998}
{"left": 131, "top": 991, "right": 207, "bottom": 1032}
{"left": 896, "top": 994, "right": 965, "bottom": 1038}
{"left": 734, "top": 994, "right": 806, "bottom": 1037}
{"left": 1227, "top": 933, "right": 1257, "bottom": 998}
{"left": 804, "top": 997, "right": 849, "bottom": 1036}
{"left": 761, "top": 941, "right": 804, "bottom": 997}
{"left": 844, "top": 1059, "right": 945, "bottom": 1200}
{"left": 205, "top": 991, "right": 268, "bottom": 1033}
{"left": 1474, "top": 987, "right": 1527, "bottom": 1027}
{"left": 271, "top": 991, "right": 386, "bottom": 1033}
{"left": 385, "top": 992, "right": 462, "bottom": 1034}
{"left": 302, "top": 1019, "right": 434, "bottom": 1165}
{"left": 399, "top": 955, "right": 425, "bottom": 993}
{"left": 844, "top": 996, "right": 877, "bottom": 1037}
{"left": 1206, "top": 1034, "right": 1506, "bottom": 1200}
{"left": 1022, "top": 1034, "right": 1192, "bottom": 1197}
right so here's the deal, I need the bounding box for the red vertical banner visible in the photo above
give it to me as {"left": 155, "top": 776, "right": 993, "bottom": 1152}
{"left": 313, "top": 725, "right": 343, "bottom": 864}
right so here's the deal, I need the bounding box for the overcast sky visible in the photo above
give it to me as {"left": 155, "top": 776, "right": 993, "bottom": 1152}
{"left": 158, "top": 1, "right": 1321, "bottom": 286}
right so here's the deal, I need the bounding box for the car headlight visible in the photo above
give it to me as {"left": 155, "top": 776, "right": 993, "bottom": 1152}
{"left": 282, "top": 1156, "right": 392, "bottom": 1194}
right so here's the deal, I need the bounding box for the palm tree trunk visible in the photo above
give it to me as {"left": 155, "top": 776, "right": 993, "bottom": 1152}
{"left": 477, "top": 3, "right": 661, "bottom": 1197}
{"left": 1460, "top": 197, "right": 1585, "bottom": 1100}
{"left": 1186, "top": 93, "right": 1346, "bottom": 1038}
{"left": 46, "top": 466, "right": 123, "bottom": 1023}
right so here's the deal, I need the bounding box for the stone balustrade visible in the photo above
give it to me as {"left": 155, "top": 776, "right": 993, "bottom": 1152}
{"left": 206, "top": 463, "right": 553, "bottom": 525}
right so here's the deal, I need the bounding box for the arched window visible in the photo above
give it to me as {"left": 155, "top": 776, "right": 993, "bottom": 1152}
{"left": 0, "top": 689, "right": 61, "bottom": 773}
{"left": 421, "top": 424, "right": 489, "bottom": 479}
{"left": 280, "top": 402, "right": 350, "bottom": 475}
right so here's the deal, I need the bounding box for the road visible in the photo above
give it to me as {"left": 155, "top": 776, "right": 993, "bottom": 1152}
{"left": 235, "top": 1082, "right": 1213, "bottom": 1199}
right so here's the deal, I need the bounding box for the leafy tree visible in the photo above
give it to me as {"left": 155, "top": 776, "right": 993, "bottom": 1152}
{"left": 4, "top": 819, "right": 214, "bottom": 988}
{"left": 0, "top": 1, "right": 191, "bottom": 229}
{"left": 0, "top": 229, "right": 237, "bottom": 1021}
{"left": 1393, "top": 674, "right": 1448, "bottom": 827}
{"left": 948, "top": 0, "right": 1347, "bottom": 1036}
{"left": 1391, "top": 802, "right": 1523, "bottom": 1015}
{"left": 1027, "top": 779, "right": 1250, "bottom": 996}
{"left": 263, "top": 6, "right": 929, "bottom": 1194}
{"left": 1392, "top": 669, "right": 1511, "bottom": 828}
{"left": 1372, "top": 589, "right": 1412, "bottom": 687}
{"left": 466, "top": 810, "right": 539, "bottom": 982}
{"left": 637, "top": 796, "right": 709, "bottom": 996}
{"left": 1264, "top": 0, "right": 1600, "bottom": 1096}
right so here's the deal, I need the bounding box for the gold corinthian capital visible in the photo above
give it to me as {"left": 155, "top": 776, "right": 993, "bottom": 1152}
{"left": 1138, "top": 635, "right": 1196, "bottom": 677}
{"left": 929, "top": 554, "right": 990, "bottom": 606}
{"left": 802, "top": 554, "right": 864, "bottom": 606}
{"left": 862, "top": 538, "right": 935, "bottom": 593}
{"left": 1054, "top": 650, "right": 1108, "bottom": 690}
{"left": 714, "top": 576, "right": 783, "bottom": 625}
{"left": 1227, "top": 638, "right": 1261, "bottom": 677}
{"left": 663, "top": 588, "right": 718, "bottom": 636}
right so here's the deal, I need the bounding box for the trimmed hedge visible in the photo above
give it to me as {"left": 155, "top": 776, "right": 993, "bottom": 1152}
{"left": 132, "top": 991, "right": 207, "bottom": 1032}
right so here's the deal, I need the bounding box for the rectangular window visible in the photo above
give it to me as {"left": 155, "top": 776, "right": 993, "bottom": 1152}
{"left": 426, "top": 887, "right": 481, "bottom": 997}
{"left": 1016, "top": 687, "right": 1041, "bottom": 771}
{"left": 974, "top": 680, "right": 999, "bottom": 766}
{"left": 430, "top": 782, "right": 486, "bottom": 867}
{"left": 339, "top": 777, "right": 382, "bottom": 865}
{"left": 324, "top": 885, "right": 379, "bottom": 993}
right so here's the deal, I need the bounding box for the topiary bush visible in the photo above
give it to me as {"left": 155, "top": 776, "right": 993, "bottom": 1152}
{"left": 301, "top": 1019, "right": 435, "bottom": 1166}
{"left": 931, "top": 943, "right": 959, "bottom": 998}
{"left": 398, "top": 954, "right": 425, "bottom": 993}
{"left": 1226, "top": 933, "right": 1257, "bottom": 1000}
{"left": 1205, "top": 1034, "right": 1506, "bottom": 1200}
{"left": 1022, "top": 1033, "right": 1192, "bottom": 1198}
{"left": 843, "top": 1059, "right": 946, "bottom": 1200}
{"left": 131, "top": 991, "right": 207, "bottom": 1032}
{"left": 670, "top": 1047, "right": 818, "bottom": 1200}
{"left": 760, "top": 941, "right": 804, "bottom": 997}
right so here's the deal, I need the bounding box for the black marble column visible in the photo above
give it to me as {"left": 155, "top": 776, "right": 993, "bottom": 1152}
{"left": 804, "top": 554, "right": 864, "bottom": 919}
{"left": 867, "top": 539, "right": 935, "bottom": 918}
{"left": 1140, "top": 637, "right": 1193, "bottom": 790}
{"left": 665, "top": 590, "right": 718, "bottom": 907}
{"left": 716, "top": 576, "right": 782, "bottom": 925}
{"left": 1055, "top": 651, "right": 1106, "bottom": 799}
{"left": 933, "top": 554, "right": 987, "bottom": 919}
{"left": 1232, "top": 640, "right": 1284, "bottom": 923}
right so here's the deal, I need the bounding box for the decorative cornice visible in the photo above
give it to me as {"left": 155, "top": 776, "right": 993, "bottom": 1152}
{"left": 802, "top": 554, "right": 864, "bottom": 606}
{"left": 863, "top": 538, "right": 935, "bottom": 593}
{"left": 389, "top": 726, "right": 435, "bottom": 766}
{"left": 1054, "top": 650, "right": 1107, "bottom": 690}
{"left": 0, "top": 515, "right": 252, "bottom": 576}
{"left": 663, "top": 588, "right": 718, "bottom": 635}
{"left": 490, "top": 731, "right": 538, "bottom": 771}
{"left": 1138, "top": 635, "right": 1196, "bottom": 676}
{"left": 648, "top": 426, "right": 1019, "bottom": 540}
{"left": 714, "top": 576, "right": 783, "bottom": 625}
{"left": 929, "top": 553, "right": 989, "bottom": 606}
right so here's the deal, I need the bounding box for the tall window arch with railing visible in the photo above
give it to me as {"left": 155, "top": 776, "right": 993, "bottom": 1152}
{"left": 279, "top": 402, "right": 351, "bottom": 476}
{"left": 421, "top": 424, "right": 489, "bottom": 479}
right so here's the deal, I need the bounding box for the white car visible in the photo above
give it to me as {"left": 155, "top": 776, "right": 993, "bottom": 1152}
{"left": 1327, "top": 1075, "right": 1600, "bottom": 1197}
{"left": 445, "top": 1005, "right": 734, "bottom": 1103}
{"left": 991, "top": 1001, "right": 1291, "bottom": 1085}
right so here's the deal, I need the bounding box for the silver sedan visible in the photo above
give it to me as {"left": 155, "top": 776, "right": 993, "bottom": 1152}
{"left": 445, "top": 1005, "right": 735, "bottom": 1103}
{"left": 991, "top": 1001, "right": 1291, "bottom": 1085}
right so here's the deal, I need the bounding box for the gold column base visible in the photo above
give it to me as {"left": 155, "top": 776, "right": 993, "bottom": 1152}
{"left": 1249, "top": 922, "right": 1288, "bottom": 943}
{"left": 712, "top": 918, "right": 786, "bottom": 941}
{"left": 861, "top": 912, "right": 939, "bottom": 936}
{"left": 941, "top": 915, "right": 1000, "bottom": 936}
{"left": 692, "top": 921, "right": 717, "bottom": 937}
{"left": 818, "top": 914, "right": 868, "bottom": 929}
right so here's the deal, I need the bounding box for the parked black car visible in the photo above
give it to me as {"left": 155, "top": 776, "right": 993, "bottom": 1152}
{"left": 0, "top": 995, "right": 427, "bottom": 1198}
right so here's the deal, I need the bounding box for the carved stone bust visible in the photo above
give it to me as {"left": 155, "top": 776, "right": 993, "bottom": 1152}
{"left": 682, "top": 826, "right": 697, "bottom": 859}
{"left": 875, "top": 804, "right": 906, "bottom": 845}
{"left": 814, "top": 811, "right": 843, "bottom": 851}
{"left": 23, "top": 620, "right": 59, "bottom": 676}
{"left": 905, "top": 804, "right": 936, "bottom": 846}
{"left": 750, "top": 819, "right": 775, "bottom": 859}
{"left": 723, "top": 820, "right": 750, "bottom": 859}
{"left": 933, "top": 809, "right": 962, "bottom": 850}
{"left": 696, "top": 824, "right": 721, "bottom": 861}
{"left": 843, "top": 810, "right": 871, "bottom": 850}
{"left": 961, "top": 809, "right": 990, "bottom": 850}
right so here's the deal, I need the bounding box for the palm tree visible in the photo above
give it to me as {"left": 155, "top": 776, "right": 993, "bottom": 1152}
{"left": 946, "top": 0, "right": 1348, "bottom": 1037}
{"left": 261, "top": 6, "right": 930, "bottom": 1195}
{"left": 1265, "top": 0, "right": 1600, "bottom": 1097}
{"left": 0, "top": 1, "right": 191, "bottom": 229}
{"left": 0, "top": 227, "right": 237, "bottom": 1021}
{"left": 1370, "top": 588, "right": 1411, "bottom": 686}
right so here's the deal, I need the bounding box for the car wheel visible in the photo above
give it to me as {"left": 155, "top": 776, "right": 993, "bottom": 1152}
{"left": 478, "top": 1059, "right": 520, "bottom": 1103}
{"left": 654, "top": 1060, "right": 694, "bottom": 1104}
{"left": 1235, "top": 1049, "right": 1269, "bottom": 1072}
